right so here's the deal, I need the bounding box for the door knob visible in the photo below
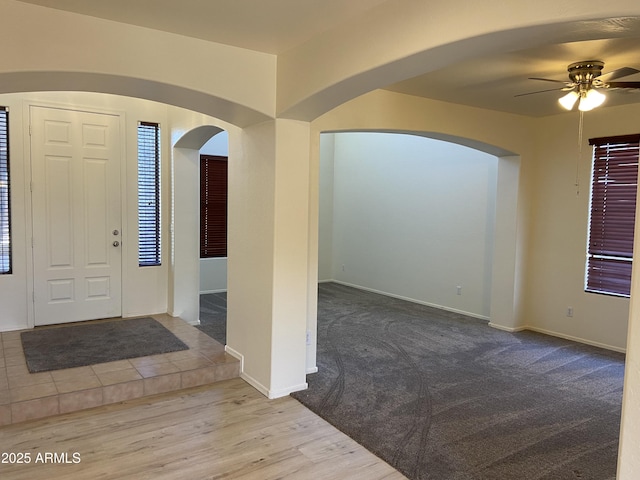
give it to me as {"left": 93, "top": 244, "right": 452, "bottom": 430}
{"left": 113, "top": 229, "right": 119, "bottom": 236}
{"left": 113, "top": 241, "right": 120, "bottom": 247}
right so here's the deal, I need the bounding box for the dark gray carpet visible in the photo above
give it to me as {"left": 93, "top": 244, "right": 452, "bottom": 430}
{"left": 196, "top": 284, "right": 625, "bottom": 480}
{"left": 291, "top": 283, "right": 625, "bottom": 480}
{"left": 21, "top": 317, "right": 189, "bottom": 373}
{"left": 197, "top": 292, "right": 227, "bottom": 344}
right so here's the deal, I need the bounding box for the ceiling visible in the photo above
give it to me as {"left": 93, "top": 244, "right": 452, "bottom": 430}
{"left": 15, "top": 0, "right": 640, "bottom": 117}
{"left": 385, "top": 37, "right": 640, "bottom": 117}
{"left": 15, "top": 0, "right": 390, "bottom": 54}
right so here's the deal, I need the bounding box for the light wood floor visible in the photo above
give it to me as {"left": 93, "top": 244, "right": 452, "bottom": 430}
{"left": 0, "top": 377, "right": 406, "bottom": 479}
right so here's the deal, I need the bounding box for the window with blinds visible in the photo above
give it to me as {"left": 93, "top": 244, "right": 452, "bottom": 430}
{"left": 137, "top": 122, "right": 161, "bottom": 267}
{"left": 0, "top": 107, "right": 10, "bottom": 274}
{"left": 200, "top": 155, "right": 228, "bottom": 258}
{"left": 586, "top": 134, "right": 640, "bottom": 297}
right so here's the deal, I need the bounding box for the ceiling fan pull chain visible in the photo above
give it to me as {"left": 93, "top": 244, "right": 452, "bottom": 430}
{"left": 575, "top": 111, "right": 584, "bottom": 196}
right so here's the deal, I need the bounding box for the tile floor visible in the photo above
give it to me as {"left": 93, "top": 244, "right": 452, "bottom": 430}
{"left": 0, "top": 314, "right": 240, "bottom": 426}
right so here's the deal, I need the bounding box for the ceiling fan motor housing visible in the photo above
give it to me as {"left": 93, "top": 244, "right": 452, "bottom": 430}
{"left": 567, "top": 60, "right": 605, "bottom": 89}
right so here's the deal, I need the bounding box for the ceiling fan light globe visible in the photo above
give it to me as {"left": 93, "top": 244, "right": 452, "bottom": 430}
{"left": 558, "top": 91, "right": 579, "bottom": 110}
{"left": 578, "top": 89, "right": 606, "bottom": 111}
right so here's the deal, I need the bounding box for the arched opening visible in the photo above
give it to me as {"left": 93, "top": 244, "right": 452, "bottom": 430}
{"left": 318, "top": 131, "right": 501, "bottom": 318}
{"left": 199, "top": 132, "right": 229, "bottom": 345}
{"left": 307, "top": 130, "right": 521, "bottom": 371}
{"left": 171, "top": 125, "right": 230, "bottom": 331}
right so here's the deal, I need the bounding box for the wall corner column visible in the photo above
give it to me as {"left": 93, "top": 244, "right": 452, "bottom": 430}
{"left": 489, "top": 155, "right": 524, "bottom": 332}
{"left": 616, "top": 184, "right": 640, "bottom": 479}
{"left": 227, "top": 118, "right": 311, "bottom": 398}
{"left": 169, "top": 147, "right": 201, "bottom": 325}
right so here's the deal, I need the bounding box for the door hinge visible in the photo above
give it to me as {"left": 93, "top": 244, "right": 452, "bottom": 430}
{"left": 29, "top": 124, "right": 32, "bottom": 136}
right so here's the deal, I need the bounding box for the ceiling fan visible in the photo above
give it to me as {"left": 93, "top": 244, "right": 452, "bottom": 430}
{"left": 517, "top": 60, "right": 640, "bottom": 111}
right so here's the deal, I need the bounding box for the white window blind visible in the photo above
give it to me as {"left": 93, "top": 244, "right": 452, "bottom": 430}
{"left": 0, "top": 107, "right": 10, "bottom": 274}
{"left": 137, "top": 122, "right": 161, "bottom": 267}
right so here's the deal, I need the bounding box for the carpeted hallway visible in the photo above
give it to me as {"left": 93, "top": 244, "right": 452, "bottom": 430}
{"left": 198, "top": 292, "right": 227, "bottom": 345}
{"left": 199, "top": 283, "right": 625, "bottom": 480}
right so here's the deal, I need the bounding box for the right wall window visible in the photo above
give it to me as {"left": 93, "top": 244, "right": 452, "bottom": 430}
{"left": 200, "top": 155, "right": 228, "bottom": 258}
{"left": 586, "top": 134, "right": 640, "bottom": 297}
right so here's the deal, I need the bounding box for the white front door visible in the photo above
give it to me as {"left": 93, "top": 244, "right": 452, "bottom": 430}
{"left": 31, "top": 106, "right": 122, "bottom": 325}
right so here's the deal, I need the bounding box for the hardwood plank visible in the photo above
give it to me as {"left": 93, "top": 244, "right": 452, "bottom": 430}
{"left": 0, "top": 378, "right": 406, "bottom": 479}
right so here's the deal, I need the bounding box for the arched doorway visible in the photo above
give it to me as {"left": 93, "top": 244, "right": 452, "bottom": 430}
{"left": 171, "top": 125, "right": 229, "bottom": 327}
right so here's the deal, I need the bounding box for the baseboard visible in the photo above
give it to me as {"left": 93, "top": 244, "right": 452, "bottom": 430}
{"left": 225, "top": 347, "right": 267, "bottom": 396}
{"left": 224, "top": 346, "right": 308, "bottom": 398}
{"left": 239, "top": 372, "right": 271, "bottom": 398}
{"left": 306, "top": 366, "right": 319, "bottom": 374}
{"left": 524, "top": 326, "right": 626, "bottom": 353}
{"left": 268, "top": 382, "right": 308, "bottom": 399}
{"left": 488, "top": 322, "right": 527, "bottom": 333}
{"left": 0, "top": 321, "right": 29, "bottom": 332}
{"left": 224, "top": 345, "right": 244, "bottom": 372}
{"left": 326, "top": 281, "right": 625, "bottom": 353}
{"left": 329, "top": 280, "right": 489, "bottom": 321}
{"left": 488, "top": 323, "right": 626, "bottom": 353}
{"left": 238, "top": 371, "right": 307, "bottom": 399}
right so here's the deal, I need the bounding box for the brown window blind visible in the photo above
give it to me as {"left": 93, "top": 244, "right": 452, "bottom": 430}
{"left": 200, "top": 155, "right": 228, "bottom": 258}
{"left": 586, "top": 134, "right": 640, "bottom": 297}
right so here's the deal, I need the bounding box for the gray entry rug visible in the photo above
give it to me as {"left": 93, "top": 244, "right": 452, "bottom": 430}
{"left": 292, "top": 283, "right": 625, "bottom": 480}
{"left": 21, "top": 317, "right": 189, "bottom": 373}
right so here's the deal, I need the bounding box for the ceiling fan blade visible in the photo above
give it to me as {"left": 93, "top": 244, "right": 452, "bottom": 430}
{"left": 606, "top": 81, "right": 640, "bottom": 89}
{"left": 514, "top": 87, "right": 565, "bottom": 97}
{"left": 528, "top": 77, "right": 568, "bottom": 84}
{"left": 600, "top": 67, "right": 640, "bottom": 82}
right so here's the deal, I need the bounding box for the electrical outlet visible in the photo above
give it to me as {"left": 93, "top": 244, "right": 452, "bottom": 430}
{"left": 306, "top": 329, "right": 312, "bottom": 345}
{"left": 341, "top": 264, "right": 345, "bottom": 272}
{"left": 567, "top": 307, "right": 573, "bottom": 317}
{"left": 456, "top": 286, "right": 462, "bottom": 295}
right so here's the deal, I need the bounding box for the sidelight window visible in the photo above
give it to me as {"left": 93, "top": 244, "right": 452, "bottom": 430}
{"left": 137, "top": 122, "right": 161, "bottom": 267}
{"left": 0, "top": 107, "right": 10, "bottom": 274}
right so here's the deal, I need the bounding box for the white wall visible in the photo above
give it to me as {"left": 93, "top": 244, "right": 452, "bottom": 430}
{"left": 319, "top": 132, "right": 497, "bottom": 318}
{"left": 318, "top": 134, "right": 335, "bottom": 281}
{"left": 201, "top": 131, "right": 229, "bottom": 156}
{"left": 200, "top": 131, "right": 229, "bottom": 294}
{"left": 522, "top": 107, "right": 636, "bottom": 351}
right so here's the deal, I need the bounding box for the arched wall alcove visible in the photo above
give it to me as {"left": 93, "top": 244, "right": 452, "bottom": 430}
{"left": 311, "top": 129, "right": 521, "bottom": 355}
{"left": 170, "top": 126, "right": 228, "bottom": 326}
{"left": 306, "top": 91, "right": 531, "bottom": 373}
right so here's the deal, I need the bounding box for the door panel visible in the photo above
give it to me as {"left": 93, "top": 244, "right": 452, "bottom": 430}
{"left": 31, "top": 106, "right": 122, "bottom": 325}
